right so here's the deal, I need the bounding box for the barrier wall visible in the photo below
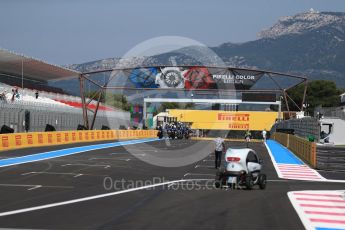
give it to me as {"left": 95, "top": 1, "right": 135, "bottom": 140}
{"left": 272, "top": 132, "right": 317, "bottom": 168}
{"left": 0, "top": 130, "right": 158, "bottom": 151}
{"left": 272, "top": 132, "right": 289, "bottom": 147}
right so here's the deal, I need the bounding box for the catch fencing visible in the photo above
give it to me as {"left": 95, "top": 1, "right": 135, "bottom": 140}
{"left": 271, "top": 117, "right": 320, "bottom": 141}
{"left": 0, "top": 101, "right": 130, "bottom": 132}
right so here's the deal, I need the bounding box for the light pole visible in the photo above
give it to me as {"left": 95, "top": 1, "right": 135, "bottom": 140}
{"left": 278, "top": 96, "right": 283, "bottom": 121}
{"left": 21, "top": 58, "right": 24, "bottom": 89}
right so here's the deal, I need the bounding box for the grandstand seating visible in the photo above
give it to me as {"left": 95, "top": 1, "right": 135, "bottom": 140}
{"left": 0, "top": 82, "right": 115, "bottom": 111}
{"left": 0, "top": 81, "right": 130, "bottom": 132}
{"left": 54, "top": 100, "right": 115, "bottom": 111}
{"left": 0, "top": 83, "right": 71, "bottom": 108}
{"left": 0, "top": 74, "right": 65, "bottom": 94}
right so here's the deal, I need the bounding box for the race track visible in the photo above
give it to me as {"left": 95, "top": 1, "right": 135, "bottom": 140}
{"left": 0, "top": 139, "right": 344, "bottom": 230}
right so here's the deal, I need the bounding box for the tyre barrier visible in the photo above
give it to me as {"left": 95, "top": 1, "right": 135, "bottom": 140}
{"left": 0, "top": 130, "right": 158, "bottom": 151}
{"left": 316, "top": 146, "right": 345, "bottom": 171}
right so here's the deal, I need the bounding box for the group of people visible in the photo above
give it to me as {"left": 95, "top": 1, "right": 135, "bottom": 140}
{"left": 156, "top": 122, "right": 192, "bottom": 139}
{"left": 0, "top": 91, "right": 6, "bottom": 102}
{"left": 244, "top": 129, "right": 267, "bottom": 145}
{"left": 0, "top": 87, "right": 40, "bottom": 103}
{"left": 0, "top": 87, "right": 20, "bottom": 103}
{"left": 11, "top": 87, "right": 21, "bottom": 101}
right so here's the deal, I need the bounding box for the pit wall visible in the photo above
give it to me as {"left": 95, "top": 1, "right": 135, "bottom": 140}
{"left": 271, "top": 132, "right": 317, "bottom": 168}
{"left": 0, "top": 130, "right": 158, "bottom": 151}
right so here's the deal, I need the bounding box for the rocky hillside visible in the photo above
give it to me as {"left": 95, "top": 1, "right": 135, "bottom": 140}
{"left": 213, "top": 11, "right": 345, "bottom": 86}
{"left": 258, "top": 10, "right": 345, "bottom": 39}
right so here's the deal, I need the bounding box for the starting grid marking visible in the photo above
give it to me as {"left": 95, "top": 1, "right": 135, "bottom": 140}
{"left": 0, "top": 183, "right": 74, "bottom": 191}
{"left": 61, "top": 163, "right": 111, "bottom": 169}
{"left": 288, "top": 190, "right": 345, "bottom": 230}
{"left": 22, "top": 171, "right": 84, "bottom": 177}
{"left": 21, "top": 171, "right": 109, "bottom": 177}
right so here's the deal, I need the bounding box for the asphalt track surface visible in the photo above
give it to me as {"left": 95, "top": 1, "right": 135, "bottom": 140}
{"left": 0, "top": 139, "right": 344, "bottom": 230}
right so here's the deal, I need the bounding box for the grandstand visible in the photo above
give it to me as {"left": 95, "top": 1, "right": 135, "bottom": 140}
{"left": 0, "top": 49, "right": 130, "bottom": 133}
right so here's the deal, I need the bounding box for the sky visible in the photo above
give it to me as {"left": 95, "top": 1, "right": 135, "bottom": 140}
{"left": 1, "top": 0, "right": 345, "bottom": 65}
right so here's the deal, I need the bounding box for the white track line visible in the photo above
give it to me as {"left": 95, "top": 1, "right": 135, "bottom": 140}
{"left": 0, "top": 183, "right": 73, "bottom": 190}
{"left": 22, "top": 172, "right": 82, "bottom": 177}
{"left": 21, "top": 171, "right": 108, "bottom": 177}
{"left": 195, "top": 165, "right": 214, "bottom": 169}
{"left": 27, "top": 185, "right": 42, "bottom": 191}
{"left": 89, "top": 157, "right": 133, "bottom": 161}
{"left": 61, "top": 163, "right": 111, "bottom": 169}
{"left": 183, "top": 173, "right": 215, "bottom": 177}
{"left": 22, "top": 172, "right": 85, "bottom": 177}
{"left": 0, "top": 179, "right": 202, "bottom": 217}
{"left": 125, "top": 148, "right": 158, "bottom": 152}
{"left": 108, "top": 152, "right": 146, "bottom": 156}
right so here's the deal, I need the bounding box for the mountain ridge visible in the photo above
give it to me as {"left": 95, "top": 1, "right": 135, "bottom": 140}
{"left": 64, "top": 10, "right": 345, "bottom": 88}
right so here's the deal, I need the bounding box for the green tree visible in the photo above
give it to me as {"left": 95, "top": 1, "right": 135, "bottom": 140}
{"left": 104, "top": 93, "right": 130, "bottom": 111}
{"left": 84, "top": 91, "right": 105, "bottom": 103}
{"left": 157, "top": 102, "right": 180, "bottom": 113}
{"left": 156, "top": 102, "right": 196, "bottom": 113}
{"left": 184, "top": 102, "right": 195, "bottom": 109}
{"left": 287, "top": 80, "right": 341, "bottom": 114}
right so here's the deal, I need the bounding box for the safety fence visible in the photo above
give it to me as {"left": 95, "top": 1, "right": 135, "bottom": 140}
{"left": 0, "top": 130, "right": 158, "bottom": 151}
{"left": 315, "top": 106, "right": 345, "bottom": 121}
{"left": 271, "top": 117, "right": 320, "bottom": 141}
{"left": 0, "top": 102, "right": 130, "bottom": 133}
{"left": 271, "top": 132, "right": 317, "bottom": 168}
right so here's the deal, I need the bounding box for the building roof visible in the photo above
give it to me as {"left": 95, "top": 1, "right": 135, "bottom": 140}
{"left": 0, "top": 48, "right": 80, "bottom": 81}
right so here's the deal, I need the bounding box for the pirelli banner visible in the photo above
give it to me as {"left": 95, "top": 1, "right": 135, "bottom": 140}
{"left": 0, "top": 130, "right": 158, "bottom": 151}
{"left": 125, "top": 67, "right": 263, "bottom": 90}
{"left": 168, "top": 110, "right": 278, "bottom": 131}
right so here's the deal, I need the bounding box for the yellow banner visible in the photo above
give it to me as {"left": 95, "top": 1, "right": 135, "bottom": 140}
{"left": 168, "top": 109, "right": 278, "bottom": 131}
{"left": 0, "top": 130, "right": 158, "bottom": 151}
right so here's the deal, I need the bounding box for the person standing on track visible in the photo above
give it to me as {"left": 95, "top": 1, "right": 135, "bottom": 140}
{"left": 262, "top": 129, "right": 267, "bottom": 142}
{"left": 214, "top": 136, "right": 225, "bottom": 169}
{"left": 245, "top": 129, "right": 252, "bottom": 148}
